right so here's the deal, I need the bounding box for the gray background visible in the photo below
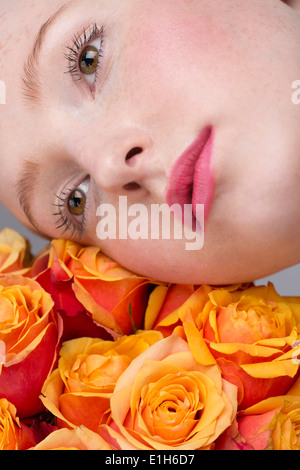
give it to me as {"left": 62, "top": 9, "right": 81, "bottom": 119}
{"left": 1, "top": 202, "right": 300, "bottom": 296}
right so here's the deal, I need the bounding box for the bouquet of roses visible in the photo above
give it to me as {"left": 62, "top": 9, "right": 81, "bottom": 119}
{"left": 0, "top": 227, "right": 299, "bottom": 451}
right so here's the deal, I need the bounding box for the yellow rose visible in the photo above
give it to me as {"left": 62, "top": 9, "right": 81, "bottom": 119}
{"left": 216, "top": 395, "right": 300, "bottom": 450}
{"left": 0, "top": 274, "right": 60, "bottom": 417}
{"left": 41, "top": 239, "right": 154, "bottom": 338}
{"left": 41, "top": 330, "right": 162, "bottom": 432}
{"left": 31, "top": 426, "right": 111, "bottom": 450}
{"left": 177, "top": 283, "right": 300, "bottom": 409}
{"left": 0, "top": 228, "right": 31, "bottom": 274}
{"left": 247, "top": 395, "right": 300, "bottom": 450}
{"left": 0, "top": 399, "right": 36, "bottom": 450}
{"left": 100, "top": 334, "right": 237, "bottom": 450}
{"left": 144, "top": 283, "right": 252, "bottom": 336}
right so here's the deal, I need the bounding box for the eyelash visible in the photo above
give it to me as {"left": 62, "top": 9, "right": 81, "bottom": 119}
{"left": 52, "top": 185, "right": 88, "bottom": 240}
{"left": 64, "top": 23, "right": 104, "bottom": 82}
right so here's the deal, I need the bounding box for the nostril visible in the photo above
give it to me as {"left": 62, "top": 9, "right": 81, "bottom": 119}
{"left": 125, "top": 147, "right": 143, "bottom": 164}
{"left": 123, "top": 181, "right": 141, "bottom": 191}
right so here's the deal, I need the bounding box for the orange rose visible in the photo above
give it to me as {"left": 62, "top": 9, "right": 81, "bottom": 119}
{"left": 0, "top": 399, "right": 36, "bottom": 450}
{"left": 0, "top": 274, "right": 61, "bottom": 417}
{"left": 40, "top": 330, "right": 162, "bottom": 432}
{"left": 0, "top": 228, "right": 31, "bottom": 274}
{"left": 144, "top": 284, "right": 196, "bottom": 336}
{"left": 31, "top": 426, "right": 111, "bottom": 450}
{"left": 34, "top": 239, "right": 154, "bottom": 341}
{"left": 216, "top": 394, "right": 300, "bottom": 450}
{"left": 100, "top": 334, "right": 237, "bottom": 450}
{"left": 180, "top": 283, "right": 300, "bottom": 409}
{"left": 145, "top": 283, "right": 252, "bottom": 337}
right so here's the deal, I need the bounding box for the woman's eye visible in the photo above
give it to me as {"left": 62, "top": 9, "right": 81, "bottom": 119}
{"left": 67, "top": 176, "right": 90, "bottom": 218}
{"left": 80, "top": 44, "right": 99, "bottom": 75}
{"left": 68, "top": 188, "right": 86, "bottom": 216}
{"left": 53, "top": 177, "right": 90, "bottom": 238}
{"left": 79, "top": 37, "right": 102, "bottom": 86}
{"left": 65, "top": 25, "right": 104, "bottom": 87}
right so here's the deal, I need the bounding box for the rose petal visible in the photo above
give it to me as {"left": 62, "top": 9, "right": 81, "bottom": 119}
{"left": 31, "top": 426, "right": 111, "bottom": 450}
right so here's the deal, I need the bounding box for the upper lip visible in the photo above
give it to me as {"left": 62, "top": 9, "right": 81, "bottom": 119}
{"left": 165, "top": 126, "right": 214, "bottom": 227}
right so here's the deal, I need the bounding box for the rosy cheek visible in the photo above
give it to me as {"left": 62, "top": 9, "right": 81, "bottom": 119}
{"left": 121, "top": 4, "right": 234, "bottom": 96}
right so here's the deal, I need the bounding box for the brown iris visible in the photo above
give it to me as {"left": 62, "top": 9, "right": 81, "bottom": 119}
{"left": 68, "top": 189, "right": 86, "bottom": 216}
{"left": 79, "top": 45, "right": 99, "bottom": 75}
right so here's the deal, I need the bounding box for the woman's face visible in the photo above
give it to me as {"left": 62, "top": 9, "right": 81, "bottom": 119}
{"left": 1, "top": 0, "right": 300, "bottom": 284}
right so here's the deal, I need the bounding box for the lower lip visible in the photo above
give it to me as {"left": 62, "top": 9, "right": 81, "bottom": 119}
{"left": 166, "top": 127, "right": 215, "bottom": 227}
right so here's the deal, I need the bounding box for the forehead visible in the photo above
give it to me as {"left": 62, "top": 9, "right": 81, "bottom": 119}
{"left": 0, "top": 0, "right": 67, "bottom": 92}
{"left": 0, "top": 1, "right": 62, "bottom": 201}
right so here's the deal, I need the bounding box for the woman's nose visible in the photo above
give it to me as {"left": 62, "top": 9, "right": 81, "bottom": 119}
{"left": 83, "top": 127, "right": 153, "bottom": 196}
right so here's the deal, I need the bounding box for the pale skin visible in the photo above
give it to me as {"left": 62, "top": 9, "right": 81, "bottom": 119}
{"left": 0, "top": 0, "right": 300, "bottom": 285}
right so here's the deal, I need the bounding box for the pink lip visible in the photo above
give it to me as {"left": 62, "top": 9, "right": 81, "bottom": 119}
{"left": 166, "top": 126, "right": 215, "bottom": 228}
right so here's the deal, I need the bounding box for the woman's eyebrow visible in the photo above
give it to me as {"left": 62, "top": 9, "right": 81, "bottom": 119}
{"left": 16, "top": 160, "right": 43, "bottom": 234}
{"left": 21, "top": 2, "right": 71, "bottom": 104}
